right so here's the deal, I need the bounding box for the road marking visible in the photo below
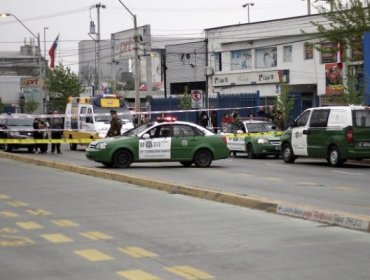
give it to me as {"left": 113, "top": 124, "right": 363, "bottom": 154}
{"left": 41, "top": 234, "right": 73, "bottom": 243}
{"left": 333, "top": 170, "right": 364, "bottom": 176}
{"left": 164, "top": 266, "right": 213, "bottom": 279}
{"left": 74, "top": 249, "right": 114, "bottom": 262}
{"left": 0, "top": 194, "right": 10, "bottom": 200}
{"left": 0, "top": 211, "right": 19, "bottom": 217}
{"left": 27, "top": 209, "right": 52, "bottom": 216}
{"left": 117, "top": 270, "right": 161, "bottom": 280}
{"left": 51, "top": 219, "right": 79, "bottom": 227}
{"left": 294, "top": 182, "right": 324, "bottom": 187}
{"left": 266, "top": 177, "right": 283, "bottom": 182}
{"left": 118, "top": 246, "right": 158, "bottom": 258}
{"left": 0, "top": 234, "right": 34, "bottom": 247}
{"left": 16, "top": 221, "right": 43, "bottom": 230}
{"left": 80, "top": 231, "right": 112, "bottom": 240}
{"left": 334, "top": 186, "right": 358, "bottom": 192}
{"left": 7, "top": 200, "right": 29, "bottom": 207}
{"left": 0, "top": 228, "right": 18, "bottom": 234}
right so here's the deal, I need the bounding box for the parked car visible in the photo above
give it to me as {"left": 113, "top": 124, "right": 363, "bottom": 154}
{"left": 280, "top": 105, "right": 370, "bottom": 166}
{"left": 86, "top": 117, "right": 230, "bottom": 168}
{"left": 222, "top": 119, "right": 282, "bottom": 158}
{"left": 0, "top": 113, "right": 46, "bottom": 153}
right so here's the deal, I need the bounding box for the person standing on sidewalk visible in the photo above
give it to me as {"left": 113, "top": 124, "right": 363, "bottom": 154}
{"left": 49, "top": 110, "right": 64, "bottom": 154}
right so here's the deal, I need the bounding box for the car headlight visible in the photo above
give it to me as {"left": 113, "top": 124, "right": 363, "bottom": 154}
{"left": 9, "top": 131, "right": 21, "bottom": 137}
{"left": 96, "top": 142, "right": 107, "bottom": 149}
{"left": 257, "top": 138, "right": 269, "bottom": 144}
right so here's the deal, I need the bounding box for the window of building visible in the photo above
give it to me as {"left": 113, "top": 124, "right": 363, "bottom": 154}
{"left": 230, "top": 49, "right": 252, "bottom": 70}
{"left": 283, "top": 45, "right": 292, "bottom": 62}
{"left": 321, "top": 42, "right": 337, "bottom": 64}
{"left": 304, "top": 42, "right": 313, "bottom": 60}
{"left": 255, "top": 47, "right": 277, "bottom": 69}
{"left": 214, "top": 52, "right": 222, "bottom": 72}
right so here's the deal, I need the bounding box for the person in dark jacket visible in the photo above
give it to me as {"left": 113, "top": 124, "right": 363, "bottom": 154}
{"left": 199, "top": 111, "right": 209, "bottom": 128}
{"left": 106, "top": 110, "right": 122, "bottom": 137}
{"left": 33, "top": 118, "right": 47, "bottom": 153}
{"left": 50, "top": 110, "right": 64, "bottom": 154}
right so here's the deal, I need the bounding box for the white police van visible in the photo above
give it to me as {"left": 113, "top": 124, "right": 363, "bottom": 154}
{"left": 280, "top": 105, "right": 370, "bottom": 166}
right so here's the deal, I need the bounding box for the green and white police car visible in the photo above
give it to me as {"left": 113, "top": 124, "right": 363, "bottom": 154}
{"left": 86, "top": 117, "right": 230, "bottom": 168}
{"left": 223, "top": 119, "right": 282, "bottom": 158}
{"left": 281, "top": 105, "right": 370, "bottom": 167}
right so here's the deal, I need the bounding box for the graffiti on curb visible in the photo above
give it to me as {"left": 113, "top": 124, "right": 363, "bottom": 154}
{"left": 277, "top": 204, "right": 370, "bottom": 231}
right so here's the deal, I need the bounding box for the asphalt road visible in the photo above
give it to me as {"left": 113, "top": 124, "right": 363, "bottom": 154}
{"left": 1, "top": 158, "right": 370, "bottom": 280}
{"left": 12, "top": 144, "right": 370, "bottom": 218}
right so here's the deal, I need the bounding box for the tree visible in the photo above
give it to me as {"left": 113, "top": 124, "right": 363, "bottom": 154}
{"left": 310, "top": 0, "right": 370, "bottom": 104}
{"left": 44, "top": 64, "right": 84, "bottom": 111}
{"left": 24, "top": 98, "right": 39, "bottom": 114}
{"left": 275, "top": 83, "right": 295, "bottom": 129}
{"left": 179, "top": 86, "right": 192, "bottom": 121}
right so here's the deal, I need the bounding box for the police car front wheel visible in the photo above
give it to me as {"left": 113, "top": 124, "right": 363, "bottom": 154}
{"left": 113, "top": 149, "right": 133, "bottom": 168}
{"left": 282, "top": 143, "right": 296, "bottom": 163}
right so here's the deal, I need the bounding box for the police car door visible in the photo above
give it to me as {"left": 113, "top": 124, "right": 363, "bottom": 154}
{"left": 138, "top": 124, "right": 172, "bottom": 160}
{"left": 171, "top": 124, "right": 199, "bottom": 160}
{"left": 291, "top": 109, "right": 311, "bottom": 156}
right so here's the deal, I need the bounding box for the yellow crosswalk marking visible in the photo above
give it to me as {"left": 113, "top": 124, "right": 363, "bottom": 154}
{"left": 51, "top": 219, "right": 79, "bottom": 227}
{"left": 74, "top": 249, "right": 113, "bottom": 262}
{"left": 16, "top": 221, "right": 43, "bottom": 230}
{"left": 118, "top": 246, "right": 157, "bottom": 258}
{"left": 41, "top": 234, "right": 73, "bottom": 243}
{"left": 164, "top": 266, "right": 213, "bottom": 279}
{"left": 7, "top": 200, "right": 29, "bottom": 207}
{"left": 0, "top": 194, "right": 10, "bottom": 200}
{"left": 0, "top": 228, "right": 18, "bottom": 233}
{"left": 117, "top": 269, "right": 161, "bottom": 280}
{"left": 0, "top": 211, "right": 19, "bottom": 217}
{"left": 79, "top": 231, "right": 112, "bottom": 240}
{"left": 27, "top": 209, "right": 52, "bottom": 216}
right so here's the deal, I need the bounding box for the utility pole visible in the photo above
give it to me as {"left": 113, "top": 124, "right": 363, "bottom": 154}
{"left": 306, "top": 0, "right": 311, "bottom": 15}
{"left": 94, "top": 3, "right": 106, "bottom": 93}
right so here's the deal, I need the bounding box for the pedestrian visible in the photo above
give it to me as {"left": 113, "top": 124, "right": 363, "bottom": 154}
{"left": 199, "top": 111, "right": 209, "bottom": 128}
{"left": 106, "top": 109, "right": 122, "bottom": 137}
{"left": 50, "top": 110, "right": 64, "bottom": 154}
{"left": 210, "top": 110, "right": 218, "bottom": 133}
{"left": 33, "top": 118, "right": 47, "bottom": 153}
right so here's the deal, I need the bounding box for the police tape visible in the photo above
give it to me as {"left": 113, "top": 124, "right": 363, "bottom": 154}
{"left": 0, "top": 138, "right": 95, "bottom": 144}
{"left": 0, "top": 105, "right": 274, "bottom": 120}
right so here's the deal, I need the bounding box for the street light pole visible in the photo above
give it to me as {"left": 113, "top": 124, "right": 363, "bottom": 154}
{"left": 43, "top": 26, "right": 48, "bottom": 59}
{"left": 117, "top": 0, "right": 141, "bottom": 125}
{"left": 242, "top": 2, "right": 255, "bottom": 23}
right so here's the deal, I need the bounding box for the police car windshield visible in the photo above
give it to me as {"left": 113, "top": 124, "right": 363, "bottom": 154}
{"left": 93, "top": 108, "right": 132, "bottom": 123}
{"left": 245, "top": 123, "right": 269, "bottom": 133}
{"left": 122, "top": 122, "right": 154, "bottom": 136}
{"left": 6, "top": 118, "right": 34, "bottom": 126}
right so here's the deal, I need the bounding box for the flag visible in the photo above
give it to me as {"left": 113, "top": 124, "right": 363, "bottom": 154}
{"left": 48, "top": 35, "right": 59, "bottom": 68}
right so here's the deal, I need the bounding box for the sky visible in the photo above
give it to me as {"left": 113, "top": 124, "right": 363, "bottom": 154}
{"left": 0, "top": 0, "right": 327, "bottom": 73}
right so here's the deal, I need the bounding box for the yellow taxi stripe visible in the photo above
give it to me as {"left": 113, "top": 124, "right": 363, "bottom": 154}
{"left": 117, "top": 269, "right": 161, "bottom": 280}
{"left": 164, "top": 266, "right": 213, "bottom": 279}
{"left": 74, "top": 249, "right": 114, "bottom": 262}
{"left": 41, "top": 234, "right": 73, "bottom": 244}
{"left": 118, "top": 246, "right": 158, "bottom": 258}
{"left": 79, "top": 231, "right": 112, "bottom": 240}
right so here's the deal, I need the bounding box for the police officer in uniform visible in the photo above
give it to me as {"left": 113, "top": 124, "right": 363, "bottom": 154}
{"left": 106, "top": 109, "right": 122, "bottom": 137}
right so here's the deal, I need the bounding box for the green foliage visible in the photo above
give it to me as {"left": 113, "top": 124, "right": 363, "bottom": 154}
{"left": 275, "top": 83, "right": 295, "bottom": 125}
{"left": 310, "top": 0, "right": 369, "bottom": 104}
{"left": 44, "top": 64, "right": 84, "bottom": 111}
{"left": 24, "top": 98, "right": 39, "bottom": 114}
{"left": 179, "top": 86, "right": 192, "bottom": 110}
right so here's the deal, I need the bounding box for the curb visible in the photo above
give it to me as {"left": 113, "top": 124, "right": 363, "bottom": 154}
{"left": 1, "top": 151, "right": 370, "bottom": 233}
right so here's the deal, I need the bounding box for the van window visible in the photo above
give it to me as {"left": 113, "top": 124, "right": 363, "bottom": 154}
{"left": 310, "top": 109, "right": 329, "bottom": 127}
{"left": 295, "top": 110, "right": 310, "bottom": 127}
{"left": 354, "top": 110, "right": 370, "bottom": 127}
{"left": 327, "top": 109, "right": 348, "bottom": 127}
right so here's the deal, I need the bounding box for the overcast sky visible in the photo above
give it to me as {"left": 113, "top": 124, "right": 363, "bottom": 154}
{"left": 0, "top": 0, "right": 327, "bottom": 72}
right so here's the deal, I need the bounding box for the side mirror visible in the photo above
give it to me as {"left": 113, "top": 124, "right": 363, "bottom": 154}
{"left": 142, "top": 133, "right": 150, "bottom": 139}
{"left": 236, "top": 130, "right": 244, "bottom": 134}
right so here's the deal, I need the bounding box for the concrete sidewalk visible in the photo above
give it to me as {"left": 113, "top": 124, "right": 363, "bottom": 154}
{"left": 1, "top": 150, "right": 370, "bottom": 233}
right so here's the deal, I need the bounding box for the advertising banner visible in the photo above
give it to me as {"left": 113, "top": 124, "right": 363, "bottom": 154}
{"left": 325, "top": 63, "right": 344, "bottom": 94}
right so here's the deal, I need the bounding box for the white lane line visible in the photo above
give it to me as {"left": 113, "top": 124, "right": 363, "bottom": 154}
{"left": 333, "top": 170, "right": 364, "bottom": 176}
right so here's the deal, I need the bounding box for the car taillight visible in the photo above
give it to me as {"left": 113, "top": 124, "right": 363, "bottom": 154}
{"left": 346, "top": 128, "right": 353, "bottom": 144}
{"left": 220, "top": 135, "right": 227, "bottom": 145}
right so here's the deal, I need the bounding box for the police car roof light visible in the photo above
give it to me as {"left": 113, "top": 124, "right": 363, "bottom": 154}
{"left": 156, "top": 116, "right": 177, "bottom": 122}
